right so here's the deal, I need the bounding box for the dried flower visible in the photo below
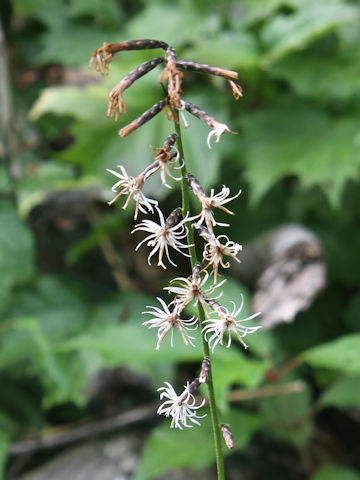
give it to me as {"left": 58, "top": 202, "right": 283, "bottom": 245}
{"left": 143, "top": 297, "right": 198, "bottom": 350}
{"left": 175, "top": 60, "right": 243, "bottom": 101}
{"left": 152, "top": 133, "right": 181, "bottom": 188}
{"left": 187, "top": 174, "right": 242, "bottom": 233}
{"left": 107, "top": 57, "right": 164, "bottom": 119}
{"left": 199, "top": 356, "right": 211, "bottom": 384}
{"left": 90, "top": 39, "right": 168, "bottom": 74}
{"left": 106, "top": 165, "right": 157, "bottom": 219}
{"left": 161, "top": 47, "right": 183, "bottom": 109}
{"left": 164, "top": 262, "right": 225, "bottom": 311}
{"left": 203, "top": 297, "right": 261, "bottom": 352}
{"left": 119, "top": 99, "right": 168, "bottom": 137}
{"left": 157, "top": 381, "right": 206, "bottom": 429}
{"left": 132, "top": 206, "right": 192, "bottom": 268}
{"left": 221, "top": 423, "right": 234, "bottom": 450}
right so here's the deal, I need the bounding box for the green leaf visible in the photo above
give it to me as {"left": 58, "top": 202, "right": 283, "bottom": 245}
{"left": 269, "top": 49, "right": 360, "bottom": 101}
{"left": 240, "top": 103, "right": 360, "bottom": 207}
{"left": 319, "top": 375, "right": 360, "bottom": 409}
{"left": 238, "top": 0, "right": 303, "bottom": 26}
{"left": 0, "top": 201, "right": 34, "bottom": 308}
{"left": 1, "top": 275, "right": 88, "bottom": 342}
{"left": 29, "top": 85, "right": 108, "bottom": 122}
{"left": 259, "top": 382, "right": 312, "bottom": 446}
{"left": 302, "top": 334, "right": 360, "bottom": 374}
{"left": 134, "top": 409, "right": 261, "bottom": 480}
{"left": 310, "top": 466, "right": 360, "bottom": 480}
{"left": 212, "top": 348, "right": 269, "bottom": 411}
{"left": 13, "top": 0, "right": 123, "bottom": 66}
{"left": 61, "top": 323, "right": 203, "bottom": 366}
{"left": 17, "top": 161, "right": 77, "bottom": 217}
{"left": 184, "top": 31, "right": 259, "bottom": 70}
{"left": 125, "top": 2, "right": 219, "bottom": 46}
{"left": 35, "top": 24, "right": 120, "bottom": 67}
{"left": 68, "top": 0, "right": 123, "bottom": 28}
{"left": 261, "top": 1, "right": 359, "bottom": 64}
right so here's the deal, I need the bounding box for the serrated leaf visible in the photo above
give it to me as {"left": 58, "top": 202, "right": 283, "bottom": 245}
{"left": 310, "top": 466, "right": 360, "bottom": 480}
{"left": 319, "top": 375, "right": 360, "bottom": 409}
{"left": 269, "top": 49, "right": 360, "bottom": 101}
{"left": 240, "top": 103, "right": 360, "bottom": 207}
{"left": 134, "top": 409, "right": 261, "bottom": 480}
{"left": 261, "top": 1, "right": 359, "bottom": 64}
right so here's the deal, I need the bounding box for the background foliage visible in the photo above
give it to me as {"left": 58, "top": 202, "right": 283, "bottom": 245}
{"left": 1, "top": 0, "right": 360, "bottom": 478}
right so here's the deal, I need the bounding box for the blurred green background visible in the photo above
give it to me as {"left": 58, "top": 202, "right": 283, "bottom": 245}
{"left": 1, "top": 0, "right": 360, "bottom": 479}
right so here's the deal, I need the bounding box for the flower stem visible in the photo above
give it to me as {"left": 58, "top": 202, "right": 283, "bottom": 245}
{"left": 173, "top": 114, "right": 226, "bottom": 480}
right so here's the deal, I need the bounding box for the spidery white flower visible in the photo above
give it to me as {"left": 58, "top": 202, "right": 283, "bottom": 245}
{"left": 143, "top": 297, "right": 198, "bottom": 350}
{"left": 157, "top": 381, "right": 206, "bottom": 429}
{"left": 190, "top": 183, "right": 242, "bottom": 233}
{"left": 202, "top": 296, "right": 261, "bottom": 352}
{"left": 164, "top": 263, "right": 225, "bottom": 311}
{"left": 202, "top": 232, "right": 242, "bottom": 283}
{"left": 107, "top": 165, "right": 157, "bottom": 219}
{"left": 132, "top": 206, "right": 192, "bottom": 269}
{"left": 207, "top": 121, "right": 234, "bottom": 149}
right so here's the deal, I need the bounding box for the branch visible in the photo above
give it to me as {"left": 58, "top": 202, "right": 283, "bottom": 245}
{"left": 9, "top": 403, "right": 156, "bottom": 456}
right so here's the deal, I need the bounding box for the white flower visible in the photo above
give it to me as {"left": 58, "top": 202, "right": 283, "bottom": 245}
{"left": 157, "top": 381, "right": 206, "bottom": 429}
{"left": 132, "top": 206, "right": 192, "bottom": 269}
{"left": 190, "top": 185, "right": 242, "bottom": 233}
{"left": 203, "top": 234, "right": 242, "bottom": 283}
{"left": 142, "top": 297, "right": 198, "bottom": 350}
{"left": 207, "top": 122, "right": 232, "bottom": 149}
{"left": 202, "top": 296, "right": 261, "bottom": 352}
{"left": 107, "top": 165, "right": 157, "bottom": 219}
{"left": 164, "top": 264, "right": 225, "bottom": 311}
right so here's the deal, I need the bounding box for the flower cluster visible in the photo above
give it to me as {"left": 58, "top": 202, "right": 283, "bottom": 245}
{"left": 91, "top": 39, "right": 261, "bottom": 434}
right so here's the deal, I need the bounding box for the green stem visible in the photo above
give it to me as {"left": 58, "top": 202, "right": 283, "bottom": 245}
{"left": 173, "top": 115, "right": 226, "bottom": 480}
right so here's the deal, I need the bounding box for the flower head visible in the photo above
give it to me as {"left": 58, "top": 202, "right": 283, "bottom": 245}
{"left": 198, "top": 227, "right": 242, "bottom": 283}
{"left": 132, "top": 206, "right": 192, "bottom": 269}
{"left": 207, "top": 121, "right": 235, "bottom": 149}
{"left": 165, "top": 262, "right": 225, "bottom": 311}
{"left": 202, "top": 296, "right": 261, "bottom": 352}
{"left": 187, "top": 174, "right": 242, "bottom": 233}
{"left": 157, "top": 381, "right": 206, "bottom": 429}
{"left": 143, "top": 297, "right": 198, "bottom": 350}
{"left": 107, "top": 165, "right": 157, "bottom": 219}
{"left": 152, "top": 133, "right": 182, "bottom": 189}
